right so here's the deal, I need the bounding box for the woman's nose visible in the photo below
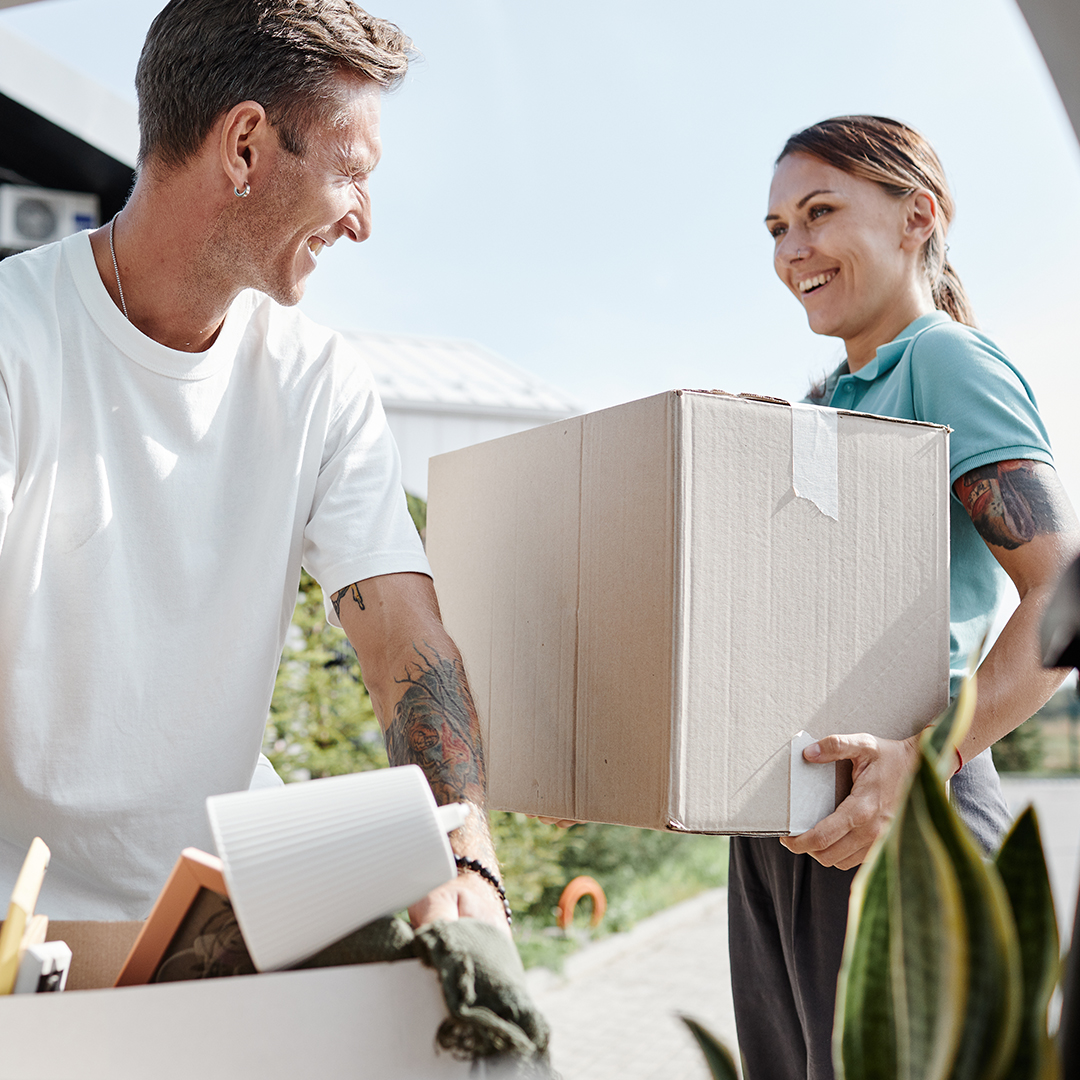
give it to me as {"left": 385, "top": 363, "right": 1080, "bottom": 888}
{"left": 778, "top": 231, "right": 808, "bottom": 264}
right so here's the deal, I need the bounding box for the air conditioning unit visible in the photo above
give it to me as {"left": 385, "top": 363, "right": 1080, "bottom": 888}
{"left": 0, "top": 184, "right": 100, "bottom": 251}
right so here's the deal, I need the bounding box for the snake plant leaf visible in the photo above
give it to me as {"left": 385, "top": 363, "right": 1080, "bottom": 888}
{"left": 834, "top": 768, "right": 966, "bottom": 1080}
{"left": 680, "top": 1016, "right": 739, "bottom": 1080}
{"left": 921, "top": 672, "right": 976, "bottom": 783}
{"left": 994, "top": 806, "right": 1060, "bottom": 1080}
{"left": 914, "top": 751, "right": 1022, "bottom": 1080}
{"left": 893, "top": 778, "right": 969, "bottom": 1080}
{"left": 834, "top": 836, "right": 899, "bottom": 1080}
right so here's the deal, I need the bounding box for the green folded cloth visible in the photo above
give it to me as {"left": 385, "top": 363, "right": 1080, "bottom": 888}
{"left": 307, "top": 916, "right": 552, "bottom": 1075}
{"left": 412, "top": 919, "right": 552, "bottom": 1073}
{"left": 158, "top": 905, "right": 553, "bottom": 1075}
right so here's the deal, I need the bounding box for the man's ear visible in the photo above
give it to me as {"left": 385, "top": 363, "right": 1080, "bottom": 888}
{"left": 902, "top": 189, "right": 938, "bottom": 251}
{"left": 219, "top": 100, "right": 270, "bottom": 195}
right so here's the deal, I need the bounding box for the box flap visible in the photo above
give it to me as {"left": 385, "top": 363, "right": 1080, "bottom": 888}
{"left": 575, "top": 394, "right": 676, "bottom": 825}
{"left": 429, "top": 393, "right": 680, "bottom": 827}
{"left": 428, "top": 418, "right": 582, "bottom": 818}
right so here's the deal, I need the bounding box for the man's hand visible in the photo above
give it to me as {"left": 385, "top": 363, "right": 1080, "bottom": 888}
{"left": 408, "top": 861, "right": 513, "bottom": 938}
{"left": 779, "top": 732, "right": 922, "bottom": 870}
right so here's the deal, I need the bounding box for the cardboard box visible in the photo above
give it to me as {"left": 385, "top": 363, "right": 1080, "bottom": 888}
{"left": 427, "top": 390, "right": 951, "bottom": 834}
{"left": 0, "top": 921, "right": 470, "bottom": 1079}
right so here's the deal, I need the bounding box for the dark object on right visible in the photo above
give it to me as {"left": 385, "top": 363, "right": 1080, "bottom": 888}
{"left": 1041, "top": 554, "right": 1080, "bottom": 670}
{"left": 1039, "top": 553, "right": 1080, "bottom": 1076}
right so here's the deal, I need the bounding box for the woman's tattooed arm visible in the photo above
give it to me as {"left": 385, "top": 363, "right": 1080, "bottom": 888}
{"left": 953, "top": 460, "right": 1071, "bottom": 550}
{"left": 945, "top": 458, "right": 1080, "bottom": 766}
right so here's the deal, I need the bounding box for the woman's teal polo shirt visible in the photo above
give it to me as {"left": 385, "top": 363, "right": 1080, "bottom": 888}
{"left": 817, "top": 311, "right": 1054, "bottom": 694}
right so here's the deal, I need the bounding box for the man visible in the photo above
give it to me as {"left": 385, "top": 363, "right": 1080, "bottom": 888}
{"left": 0, "top": 0, "right": 507, "bottom": 932}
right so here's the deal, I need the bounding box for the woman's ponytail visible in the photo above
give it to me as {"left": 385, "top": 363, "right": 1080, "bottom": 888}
{"left": 933, "top": 260, "right": 976, "bottom": 327}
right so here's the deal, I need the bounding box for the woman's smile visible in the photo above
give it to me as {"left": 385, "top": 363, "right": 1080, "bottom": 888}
{"left": 797, "top": 270, "right": 838, "bottom": 294}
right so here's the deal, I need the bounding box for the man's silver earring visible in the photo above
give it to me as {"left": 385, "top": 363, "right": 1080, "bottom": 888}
{"left": 234, "top": 183, "right": 250, "bottom": 198}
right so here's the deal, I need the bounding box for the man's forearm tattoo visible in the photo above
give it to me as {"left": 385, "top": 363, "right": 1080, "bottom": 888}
{"left": 330, "top": 583, "right": 365, "bottom": 620}
{"left": 385, "top": 644, "right": 486, "bottom": 807}
{"left": 954, "top": 460, "right": 1068, "bottom": 550}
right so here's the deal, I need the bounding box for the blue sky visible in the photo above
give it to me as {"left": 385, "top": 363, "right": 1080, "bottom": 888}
{"left": 4, "top": 0, "right": 1080, "bottom": 507}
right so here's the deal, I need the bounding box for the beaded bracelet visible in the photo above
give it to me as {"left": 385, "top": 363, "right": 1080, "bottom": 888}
{"left": 455, "top": 855, "right": 512, "bottom": 926}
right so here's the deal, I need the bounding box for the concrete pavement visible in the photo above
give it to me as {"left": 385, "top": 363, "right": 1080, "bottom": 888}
{"left": 527, "top": 887, "right": 736, "bottom": 1080}
{"left": 528, "top": 776, "right": 1080, "bottom": 1080}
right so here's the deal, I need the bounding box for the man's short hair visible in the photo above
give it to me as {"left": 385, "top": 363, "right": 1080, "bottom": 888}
{"left": 135, "top": 0, "right": 412, "bottom": 169}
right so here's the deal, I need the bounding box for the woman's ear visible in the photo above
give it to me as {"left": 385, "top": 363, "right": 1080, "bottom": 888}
{"left": 219, "top": 100, "right": 269, "bottom": 195}
{"left": 902, "top": 190, "right": 938, "bottom": 251}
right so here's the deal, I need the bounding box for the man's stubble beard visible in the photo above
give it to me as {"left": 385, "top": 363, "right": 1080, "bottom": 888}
{"left": 212, "top": 153, "right": 310, "bottom": 308}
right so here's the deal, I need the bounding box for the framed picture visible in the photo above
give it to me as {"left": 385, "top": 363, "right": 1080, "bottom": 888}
{"left": 114, "top": 848, "right": 253, "bottom": 986}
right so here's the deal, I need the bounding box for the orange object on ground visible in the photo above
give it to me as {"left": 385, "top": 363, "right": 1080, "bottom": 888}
{"left": 556, "top": 876, "right": 607, "bottom": 930}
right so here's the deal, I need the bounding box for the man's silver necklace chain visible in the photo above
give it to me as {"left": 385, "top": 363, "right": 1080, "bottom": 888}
{"left": 109, "top": 216, "right": 129, "bottom": 321}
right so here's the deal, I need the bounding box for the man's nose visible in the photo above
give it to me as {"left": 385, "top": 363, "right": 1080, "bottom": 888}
{"left": 341, "top": 196, "right": 372, "bottom": 244}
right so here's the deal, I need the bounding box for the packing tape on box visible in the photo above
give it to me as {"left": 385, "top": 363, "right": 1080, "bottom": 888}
{"left": 791, "top": 404, "right": 839, "bottom": 521}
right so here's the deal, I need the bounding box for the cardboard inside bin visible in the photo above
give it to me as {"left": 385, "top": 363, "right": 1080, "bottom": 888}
{"left": 47, "top": 919, "right": 143, "bottom": 988}
{"left": 426, "top": 390, "right": 951, "bottom": 835}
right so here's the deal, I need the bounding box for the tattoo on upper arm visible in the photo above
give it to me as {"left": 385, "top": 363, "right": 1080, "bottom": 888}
{"left": 384, "top": 644, "right": 486, "bottom": 806}
{"left": 953, "top": 461, "right": 1068, "bottom": 550}
{"left": 330, "top": 583, "right": 365, "bottom": 620}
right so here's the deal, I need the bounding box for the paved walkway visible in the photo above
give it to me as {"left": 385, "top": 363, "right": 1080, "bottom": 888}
{"left": 528, "top": 776, "right": 1080, "bottom": 1080}
{"left": 527, "top": 888, "right": 736, "bottom": 1080}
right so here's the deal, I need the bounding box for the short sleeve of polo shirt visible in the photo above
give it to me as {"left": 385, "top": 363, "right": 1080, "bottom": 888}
{"left": 906, "top": 321, "right": 1053, "bottom": 485}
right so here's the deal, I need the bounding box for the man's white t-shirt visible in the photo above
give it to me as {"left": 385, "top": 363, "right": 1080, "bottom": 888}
{"left": 0, "top": 233, "right": 431, "bottom": 918}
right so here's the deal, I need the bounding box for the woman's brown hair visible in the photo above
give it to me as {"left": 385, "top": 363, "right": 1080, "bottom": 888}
{"left": 778, "top": 115, "right": 975, "bottom": 327}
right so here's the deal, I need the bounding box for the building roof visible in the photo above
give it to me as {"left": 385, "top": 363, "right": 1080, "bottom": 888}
{"left": 0, "top": 24, "right": 137, "bottom": 169}
{"left": 0, "top": 23, "right": 137, "bottom": 220}
{"left": 339, "top": 329, "right": 581, "bottom": 421}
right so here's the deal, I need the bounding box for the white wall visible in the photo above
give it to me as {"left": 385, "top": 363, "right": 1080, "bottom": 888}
{"left": 384, "top": 406, "right": 565, "bottom": 499}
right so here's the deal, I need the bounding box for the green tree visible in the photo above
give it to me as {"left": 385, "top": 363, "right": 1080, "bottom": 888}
{"left": 489, "top": 812, "right": 574, "bottom": 915}
{"left": 993, "top": 717, "right": 1045, "bottom": 773}
{"left": 263, "top": 570, "right": 387, "bottom": 781}
{"left": 263, "top": 494, "right": 430, "bottom": 780}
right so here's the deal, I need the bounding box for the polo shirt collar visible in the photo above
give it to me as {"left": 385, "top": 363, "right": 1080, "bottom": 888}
{"left": 850, "top": 310, "right": 952, "bottom": 382}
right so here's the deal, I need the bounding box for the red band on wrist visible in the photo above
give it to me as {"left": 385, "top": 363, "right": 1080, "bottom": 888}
{"left": 923, "top": 723, "right": 963, "bottom": 774}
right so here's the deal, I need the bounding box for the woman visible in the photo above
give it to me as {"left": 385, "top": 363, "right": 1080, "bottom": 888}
{"left": 730, "top": 115, "right": 1080, "bottom": 1079}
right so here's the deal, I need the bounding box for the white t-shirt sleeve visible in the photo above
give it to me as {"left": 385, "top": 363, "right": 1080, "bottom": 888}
{"left": 300, "top": 338, "right": 430, "bottom": 627}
